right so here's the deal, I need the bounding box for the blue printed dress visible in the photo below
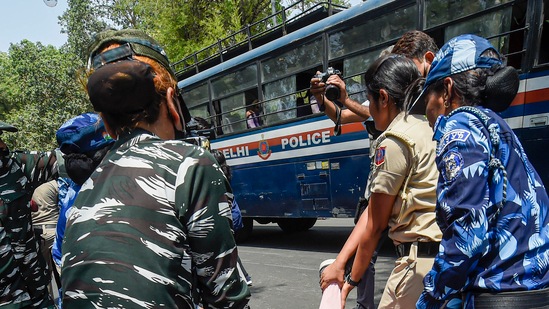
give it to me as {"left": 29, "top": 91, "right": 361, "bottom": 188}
{"left": 417, "top": 107, "right": 549, "bottom": 309}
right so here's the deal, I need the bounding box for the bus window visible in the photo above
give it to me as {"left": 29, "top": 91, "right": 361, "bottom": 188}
{"left": 219, "top": 93, "right": 246, "bottom": 133}
{"left": 263, "top": 75, "right": 297, "bottom": 125}
{"left": 261, "top": 39, "right": 322, "bottom": 84}
{"left": 212, "top": 100, "right": 224, "bottom": 135}
{"left": 345, "top": 75, "right": 367, "bottom": 104}
{"left": 444, "top": 7, "right": 513, "bottom": 54}
{"left": 539, "top": 0, "right": 549, "bottom": 65}
{"left": 425, "top": 0, "right": 513, "bottom": 29}
{"left": 182, "top": 83, "right": 210, "bottom": 120}
{"left": 343, "top": 46, "right": 390, "bottom": 103}
{"left": 329, "top": 5, "right": 417, "bottom": 60}
{"left": 211, "top": 64, "right": 257, "bottom": 99}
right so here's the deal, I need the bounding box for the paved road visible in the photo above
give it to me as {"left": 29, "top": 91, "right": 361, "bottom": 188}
{"left": 237, "top": 218, "right": 395, "bottom": 309}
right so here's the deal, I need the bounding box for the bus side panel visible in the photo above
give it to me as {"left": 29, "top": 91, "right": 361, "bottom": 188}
{"left": 515, "top": 126, "right": 549, "bottom": 189}
{"left": 510, "top": 71, "right": 549, "bottom": 190}
{"left": 231, "top": 151, "right": 371, "bottom": 219}
{"left": 216, "top": 117, "right": 372, "bottom": 219}
{"left": 326, "top": 153, "right": 370, "bottom": 218}
{"left": 232, "top": 163, "right": 301, "bottom": 218}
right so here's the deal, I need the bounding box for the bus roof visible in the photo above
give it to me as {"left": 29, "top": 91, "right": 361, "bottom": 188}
{"left": 177, "top": 0, "right": 393, "bottom": 90}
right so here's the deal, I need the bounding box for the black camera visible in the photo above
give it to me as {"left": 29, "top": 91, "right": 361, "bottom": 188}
{"left": 316, "top": 67, "right": 342, "bottom": 103}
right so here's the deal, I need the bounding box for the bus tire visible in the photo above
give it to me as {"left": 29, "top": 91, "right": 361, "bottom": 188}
{"left": 277, "top": 218, "right": 317, "bottom": 233}
{"left": 235, "top": 217, "right": 253, "bottom": 243}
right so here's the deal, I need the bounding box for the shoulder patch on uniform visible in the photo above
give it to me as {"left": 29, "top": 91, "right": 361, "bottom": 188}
{"left": 441, "top": 150, "right": 464, "bottom": 182}
{"left": 438, "top": 129, "right": 471, "bottom": 154}
{"left": 375, "top": 146, "right": 386, "bottom": 166}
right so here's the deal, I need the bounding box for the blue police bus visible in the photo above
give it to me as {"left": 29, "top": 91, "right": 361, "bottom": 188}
{"left": 175, "top": 0, "right": 549, "bottom": 236}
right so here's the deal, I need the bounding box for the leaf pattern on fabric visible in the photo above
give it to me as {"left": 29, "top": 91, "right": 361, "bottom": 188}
{"left": 418, "top": 108, "right": 549, "bottom": 309}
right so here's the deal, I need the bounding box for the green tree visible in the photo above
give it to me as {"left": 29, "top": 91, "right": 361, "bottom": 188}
{"left": 0, "top": 0, "right": 353, "bottom": 151}
{"left": 2, "top": 41, "right": 89, "bottom": 150}
{"left": 60, "top": 0, "right": 109, "bottom": 62}
{"left": 0, "top": 52, "right": 19, "bottom": 115}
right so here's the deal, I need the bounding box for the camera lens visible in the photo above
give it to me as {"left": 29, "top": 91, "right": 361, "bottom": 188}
{"left": 325, "top": 85, "right": 340, "bottom": 103}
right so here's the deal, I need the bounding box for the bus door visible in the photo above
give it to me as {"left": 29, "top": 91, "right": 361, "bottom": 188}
{"left": 295, "top": 160, "right": 331, "bottom": 217}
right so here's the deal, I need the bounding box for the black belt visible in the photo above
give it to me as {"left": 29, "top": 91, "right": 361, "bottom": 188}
{"left": 470, "top": 287, "right": 549, "bottom": 308}
{"left": 395, "top": 241, "right": 439, "bottom": 258}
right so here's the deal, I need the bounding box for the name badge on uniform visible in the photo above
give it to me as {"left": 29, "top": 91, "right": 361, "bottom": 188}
{"left": 375, "top": 146, "right": 386, "bottom": 166}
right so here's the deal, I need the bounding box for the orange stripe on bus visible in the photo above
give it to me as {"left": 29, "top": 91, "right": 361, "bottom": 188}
{"left": 511, "top": 88, "right": 549, "bottom": 106}
{"left": 218, "top": 121, "right": 365, "bottom": 152}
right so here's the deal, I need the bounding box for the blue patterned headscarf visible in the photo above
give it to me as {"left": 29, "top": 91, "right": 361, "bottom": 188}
{"left": 424, "top": 34, "right": 502, "bottom": 90}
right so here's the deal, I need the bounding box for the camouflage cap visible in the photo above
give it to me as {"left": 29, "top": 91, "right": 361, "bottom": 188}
{"left": 87, "top": 28, "right": 175, "bottom": 78}
{"left": 0, "top": 121, "right": 18, "bottom": 133}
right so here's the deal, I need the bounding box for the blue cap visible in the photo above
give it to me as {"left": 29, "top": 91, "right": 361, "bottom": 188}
{"left": 424, "top": 34, "right": 502, "bottom": 89}
{"left": 56, "top": 113, "right": 114, "bottom": 154}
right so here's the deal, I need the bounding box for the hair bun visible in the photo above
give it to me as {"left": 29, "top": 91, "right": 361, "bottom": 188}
{"left": 483, "top": 66, "right": 519, "bottom": 112}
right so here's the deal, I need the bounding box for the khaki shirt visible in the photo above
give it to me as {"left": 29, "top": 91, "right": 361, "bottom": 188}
{"left": 31, "top": 179, "right": 59, "bottom": 226}
{"left": 369, "top": 112, "right": 441, "bottom": 244}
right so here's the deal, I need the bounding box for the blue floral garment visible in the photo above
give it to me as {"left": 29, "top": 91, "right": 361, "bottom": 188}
{"left": 417, "top": 107, "right": 549, "bottom": 309}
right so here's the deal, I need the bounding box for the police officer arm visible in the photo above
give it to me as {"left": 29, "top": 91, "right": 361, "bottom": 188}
{"left": 319, "top": 209, "right": 371, "bottom": 290}
{"left": 417, "top": 115, "right": 492, "bottom": 308}
{"left": 341, "top": 136, "right": 408, "bottom": 307}
{"left": 310, "top": 74, "right": 366, "bottom": 124}
{"left": 341, "top": 192, "right": 394, "bottom": 309}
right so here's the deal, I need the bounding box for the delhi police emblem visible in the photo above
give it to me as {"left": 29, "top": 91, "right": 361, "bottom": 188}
{"left": 375, "top": 146, "right": 386, "bottom": 166}
{"left": 257, "top": 134, "right": 271, "bottom": 160}
{"left": 442, "top": 150, "right": 463, "bottom": 182}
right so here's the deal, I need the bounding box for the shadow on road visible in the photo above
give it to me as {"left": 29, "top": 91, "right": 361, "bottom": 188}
{"left": 239, "top": 219, "right": 395, "bottom": 255}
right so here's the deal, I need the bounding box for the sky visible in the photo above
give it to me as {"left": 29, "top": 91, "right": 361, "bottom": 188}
{"left": 0, "top": 0, "right": 69, "bottom": 52}
{"left": 0, "top": 0, "right": 363, "bottom": 53}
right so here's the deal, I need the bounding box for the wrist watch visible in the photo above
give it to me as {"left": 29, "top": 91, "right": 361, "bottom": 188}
{"left": 345, "top": 273, "right": 361, "bottom": 287}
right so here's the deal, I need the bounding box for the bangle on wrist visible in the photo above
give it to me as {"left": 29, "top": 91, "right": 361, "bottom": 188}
{"left": 345, "top": 273, "right": 361, "bottom": 287}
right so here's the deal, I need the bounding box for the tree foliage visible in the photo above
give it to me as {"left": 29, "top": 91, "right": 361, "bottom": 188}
{"left": 1, "top": 41, "right": 89, "bottom": 150}
{"left": 0, "top": 0, "right": 351, "bottom": 151}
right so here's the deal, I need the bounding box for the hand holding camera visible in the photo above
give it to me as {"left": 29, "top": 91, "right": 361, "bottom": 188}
{"left": 314, "top": 67, "right": 344, "bottom": 105}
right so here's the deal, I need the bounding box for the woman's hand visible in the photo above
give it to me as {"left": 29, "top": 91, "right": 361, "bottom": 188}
{"left": 340, "top": 281, "right": 354, "bottom": 309}
{"left": 319, "top": 261, "right": 345, "bottom": 290}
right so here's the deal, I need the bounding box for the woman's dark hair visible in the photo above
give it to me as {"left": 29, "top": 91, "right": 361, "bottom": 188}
{"left": 427, "top": 49, "right": 519, "bottom": 111}
{"left": 210, "top": 149, "right": 232, "bottom": 182}
{"left": 364, "top": 54, "right": 422, "bottom": 111}
{"left": 403, "top": 77, "right": 427, "bottom": 114}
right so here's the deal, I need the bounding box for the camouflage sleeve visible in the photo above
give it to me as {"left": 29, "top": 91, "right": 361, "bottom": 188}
{"left": 16, "top": 150, "right": 58, "bottom": 189}
{"left": 176, "top": 150, "right": 250, "bottom": 308}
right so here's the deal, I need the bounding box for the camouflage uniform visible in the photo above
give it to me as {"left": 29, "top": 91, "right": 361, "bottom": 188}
{"left": 62, "top": 129, "right": 250, "bottom": 309}
{"left": 0, "top": 151, "right": 56, "bottom": 308}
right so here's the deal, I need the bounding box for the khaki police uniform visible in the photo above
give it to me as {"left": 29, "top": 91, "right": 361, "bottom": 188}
{"left": 32, "top": 179, "right": 59, "bottom": 250}
{"left": 368, "top": 112, "right": 441, "bottom": 309}
{"left": 31, "top": 179, "right": 59, "bottom": 297}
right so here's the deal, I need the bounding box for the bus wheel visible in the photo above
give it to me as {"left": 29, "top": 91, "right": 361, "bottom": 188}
{"left": 235, "top": 218, "right": 253, "bottom": 243}
{"left": 277, "top": 218, "right": 317, "bottom": 233}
